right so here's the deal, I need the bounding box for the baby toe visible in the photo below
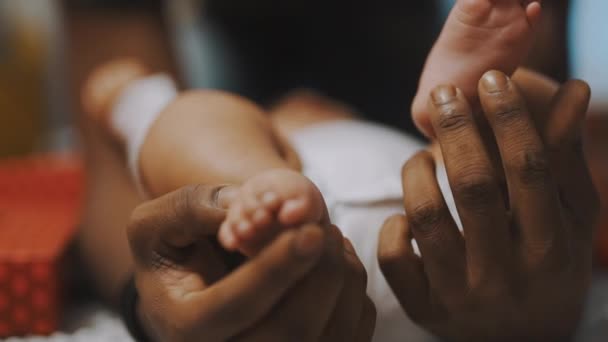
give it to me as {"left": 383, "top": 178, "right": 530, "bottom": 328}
{"left": 227, "top": 201, "right": 247, "bottom": 222}
{"left": 242, "top": 190, "right": 264, "bottom": 217}
{"left": 251, "top": 208, "right": 273, "bottom": 227}
{"left": 234, "top": 219, "right": 255, "bottom": 239}
{"left": 218, "top": 221, "right": 239, "bottom": 251}
{"left": 278, "top": 197, "right": 310, "bottom": 226}
{"left": 260, "top": 191, "right": 282, "bottom": 211}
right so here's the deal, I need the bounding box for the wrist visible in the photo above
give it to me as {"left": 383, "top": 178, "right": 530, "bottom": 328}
{"left": 135, "top": 297, "right": 159, "bottom": 342}
{"left": 120, "top": 275, "right": 155, "bottom": 342}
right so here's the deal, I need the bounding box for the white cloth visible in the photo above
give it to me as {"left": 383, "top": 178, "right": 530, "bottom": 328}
{"left": 289, "top": 120, "right": 437, "bottom": 342}
{"left": 110, "top": 74, "right": 178, "bottom": 197}
{"left": 4, "top": 306, "right": 132, "bottom": 342}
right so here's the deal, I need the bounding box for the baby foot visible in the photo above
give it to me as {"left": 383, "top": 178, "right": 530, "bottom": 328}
{"left": 81, "top": 58, "right": 149, "bottom": 140}
{"left": 218, "top": 169, "right": 329, "bottom": 257}
{"left": 412, "top": 0, "right": 542, "bottom": 137}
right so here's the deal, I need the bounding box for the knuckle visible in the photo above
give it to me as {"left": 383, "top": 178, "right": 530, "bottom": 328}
{"left": 467, "top": 268, "right": 514, "bottom": 300}
{"left": 507, "top": 150, "right": 551, "bottom": 188}
{"left": 180, "top": 184, "right": 223, "bottom": 224}
{"left": 490, "top": 97, "right": 525, "bottom": 125}
{"left": 408, "top": 201, "right": 447, "bottom": 237}
{"left": 468, "top": 285, "right": 515, "bottom": 312}
{"left": 436, "top": 105, "right": 472, "bottom": 132}
{"left": 452, "top": 174, "right": 499, "bottom": 211}
{"left": 525, "top": 239, "right": 570, "bottom": 275}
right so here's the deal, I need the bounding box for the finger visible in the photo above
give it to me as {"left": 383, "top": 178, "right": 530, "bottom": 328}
{"left": 524, "top": 0, "right": 543, "bottom": 26}
{"left": 545, "top": 80, "right": 599, "bottom": 239}
{"left": 401, "top": 151, "right": 467, "bottom": 300}
{"left": 377, "top": 214, "right": 431, "bottom": 323}
{"left": 478, "top": 70, "right": 567, "bottom": 263}
{"left": 241, "top": 225, "right": 347, "bottom": 342}
{"left": 182, "top": 225, "right": 326, "bottom": 341}
{"left": 512, "top": 72, "right": 598, "bottom": 240}
{"left": 543, "top": 80, "right": 589, "bottom": 148}
{"left": 127, "top": 184, "right": 234, "bottom": 265}
{"left": 321, "top": 238, "right": 368, "bottom": 341}
{"left": 512, "top": 68, "right": 559, "bottom": 126}
{"left": 428, "top": 85, "right": 512, "bottom": 275}
{"left": 354, "top": 297, "right": 377, "bottom": 342}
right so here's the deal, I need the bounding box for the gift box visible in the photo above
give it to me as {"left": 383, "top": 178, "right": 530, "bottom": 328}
{"left": 0, "top": 155, "right": 84, "bottom": 337}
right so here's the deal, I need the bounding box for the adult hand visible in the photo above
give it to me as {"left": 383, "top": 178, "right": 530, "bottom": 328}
{"left": 378, "top": 70, "right": 599, "bottom": 341}
{"left": 127, "top": 184, "right": 375, "bottom": 342}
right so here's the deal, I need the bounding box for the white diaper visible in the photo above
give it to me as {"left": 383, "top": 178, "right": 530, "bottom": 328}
{"left": 110, "top": 74, "right": 178, "bottom": 197}
{"left": 289, "top": 120, "right": 441, "bottom": 342}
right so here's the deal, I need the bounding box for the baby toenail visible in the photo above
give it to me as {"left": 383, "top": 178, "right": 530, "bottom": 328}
{"left": 431, "top": 85, "right": 457, "bottom": 105}
{"left": 482, "top": 71, "right": 509, "bottom": 92}
{"left": 262, "top": 192, "right": 279, "bottom": 205}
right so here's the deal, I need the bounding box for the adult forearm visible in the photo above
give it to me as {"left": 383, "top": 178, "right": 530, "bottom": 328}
{"left": 77, "top": 118, "right": 142, "bottom": 306}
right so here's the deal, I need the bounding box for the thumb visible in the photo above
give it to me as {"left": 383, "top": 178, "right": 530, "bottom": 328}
{"left": 127, "top": 184, "right": 236, "bottom": 265}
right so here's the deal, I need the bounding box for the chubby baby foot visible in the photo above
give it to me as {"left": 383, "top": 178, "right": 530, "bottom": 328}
{"left": 218, "top": 169, "right": 329, "bottom": 257}
{"left": 412, "top": 0, "right": 542, "bottom": 137}
{"left": 82, "top": 58, "right": 149, "bottom": 140}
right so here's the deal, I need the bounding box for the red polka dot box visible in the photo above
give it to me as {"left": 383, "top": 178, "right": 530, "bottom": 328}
{"left": 0, "top": 155, "right": 84, "bottom": 338}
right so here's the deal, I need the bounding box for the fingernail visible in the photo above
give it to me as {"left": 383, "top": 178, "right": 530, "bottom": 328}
{"left": 431, "top": 85, "right": 457, "bottom": 105}
{"left": 482, "top": 71, "right": 510, "bottom": 92}
{"left": 294, "top": 225, "right": 324, "bottom": 258}
{"left": 214, "top": 185, "right": 239, "bottom": 209}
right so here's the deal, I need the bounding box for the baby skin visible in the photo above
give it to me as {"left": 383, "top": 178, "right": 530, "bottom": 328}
{"left": 219, "top": 169, "right": 330, "bottom": 256}
{"left": 83, "top": 60, "right": 330, "bottom": 258}
{"left": 412, "top": 0, "right": 542, "bottom": 137}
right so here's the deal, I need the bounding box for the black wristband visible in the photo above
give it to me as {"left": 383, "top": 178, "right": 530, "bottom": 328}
{"left": 120, "top": 275, "right": 153, "bottom": 342}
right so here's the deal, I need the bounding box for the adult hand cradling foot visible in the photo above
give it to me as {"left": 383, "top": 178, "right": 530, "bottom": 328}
{"left": 127, "top": 184, "right": 375, "bottom": 342}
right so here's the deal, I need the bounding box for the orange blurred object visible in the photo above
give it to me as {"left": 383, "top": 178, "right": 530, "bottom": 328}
{"left": 0, "top": 3, "right": 52, "bottom": 158}
{"left": 0, "top": 155, "right": 84, "bottom": 337}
